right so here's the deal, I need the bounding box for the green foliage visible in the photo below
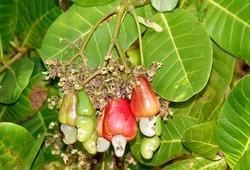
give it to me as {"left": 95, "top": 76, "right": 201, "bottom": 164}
{"left": 143, "top": 9, "right": 212, "bottom": 102}
{"left": 0, "top": 122, "right": 43, "bottom": 169}
{"left": 40, "top": 2, "right": 153, "bottom": 68}
{"left": 0, "top": 57, "right": 34, "bottom": 104}
{"left": 17, "top": 0, "right": 62, "bottom": 48}
{"left": 0, "top": 0, "right": 17, "bottom": 51}
{"left": 170, "top": 43, "right": 235, "bottom": 122}
{"left": 162, "top": 157, "right": 227, "bottom": 170}
{"left": 197, "top": 0, "right": 250, "bottom": 62}
{"left": 217, "top": 75, "right": 250, "bottom": 169}
{"left": 74, "top": 0, "right": 117, "bottom": 7}
{"left": 0, "top": 0, "right": 249, "bottom": 168}
{"left": 182, "top": 121, "right": 219, "bottom": 159}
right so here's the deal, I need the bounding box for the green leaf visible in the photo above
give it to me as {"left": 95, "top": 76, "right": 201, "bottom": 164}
{"left": 24, "top": 134, "right": 45, "bottom": 170}
{"left": 170, "top": 43, "right": 235, "bottom": 122}
{"left": 0, "top": 57, "right": 34, "bottom": 104}
{"left": 0, "top": 0, "right": 18, "bottom": 50}
{"left": 17, "top": 0, "right": 62, "bottom": 48}
{"left": 74, "top": 0, "right": 116, "bottom": 7}
{"left": 197, "top": 0, "right": 250, "bottom": 62}
{"left": 162, "top": 157, "right": 227, "bottom": 170}
{"left": 131, "top": 115, "right": 198, "bottom": 166}
{"left": 0, "top": 122, "right": 35, "bottom": 169}
{"left": 40, "top": 3, "right": 153, "bottom": 68}
{"left": 217, "top": 75, "right": 250, "bottom": 169}
{"left": 182, "top": 121, "right": 219, "bottom": 159}
{"left": 143, "top": 9, "right": 212, "bottom": 102}
{"left": 151, "top": 0, "right": 178, "bottom": 12}
{"left": 2, "top": 61, "right": 48, "bottom": 123}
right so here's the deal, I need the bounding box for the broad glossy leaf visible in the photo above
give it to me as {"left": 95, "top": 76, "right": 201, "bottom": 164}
{"left": 162, "top": 157, "right": 227, "bottom": 170}
{"left": 0, "top": 0, "right": 17, "bottom": 50}
{"left": 170, "top": 43, "right": 235, "bottom": 122}
{"left": 151, "top": 0, "right": 178, "bottom": 12}
{"left": 0, "top": 122, "right": 35, "bottom": 169}
{"left": 2, "top": 61, "right": 48, "bottom": 123}
{"left": 17, "top": 0, "right": 61, "bottom": 48}
{"left": 40, "top": 3, "right": 153, "bottom": 68}
{"left": 197, "top": 0, "right": 250, "bottom": 62}
{"left": 0, "top": 57, "right": 34, "bottom": 104}
{"left": 182, "top": 121, "right": 219, "bottom": 159}
{"left": 74, "top": 0, "right": 116, "bottom": 7}
{"left": 131, "top": 115, "right": 198, "bottom": 166}
{"left": 217, "top": 75, "right": 250, "bottom": 169}
{"left": 143, "top": 9, "right": 212, "bottom": 102}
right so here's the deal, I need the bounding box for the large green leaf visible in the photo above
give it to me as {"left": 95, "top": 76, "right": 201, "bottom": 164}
{"left": 197, "top": 0, "right": 250, "bottom": 62}
{"left": 182, "top": 121, "right": 219, "bottom": 159}
{"left": 40, "top": 3, "right": 153, "bottom": 68}
{"left": 0, "top": 57, "right": 34, "bottom": 104}
{"left": 74, "top": 0, "right": 116, "bottom": 7}
{"left": 0, "top": 0, "right": 17, "bottom": 50}
{"left": 131, "top": 115, "right": 198, "bottom": 166}
{"left": 217, "top": 75, "right": 250, "bottom": 169}
{"left": 17, "top": 0, "right": 61, "bottom": 48}
{"left": 162, "top": 157, "right": 227, "bottom": 170}
{"left": 2, "top": 60, "right": 48, "bottom": 123}
{"left": 0, "top": 122, "right": 36, "bottom": 169}
{"left": 143, "top": 9, "right": 212, "bottom": 102}
{"left": 170, "top": 43, "right": 235, "bottom": 122}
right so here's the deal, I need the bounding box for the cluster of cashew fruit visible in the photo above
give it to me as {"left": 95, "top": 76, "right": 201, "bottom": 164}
{"left": 58, "top": 75, "right": 162, "bottom": 159}
{"left": 58, "top": 90, "right": 97, "bottom": 154}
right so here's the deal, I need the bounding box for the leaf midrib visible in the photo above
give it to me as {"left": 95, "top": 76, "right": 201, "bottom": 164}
{"left": 21, "top": 7, "right": 58, "bottom": 47}
{"left": 207, "top": 0, "right": 249, "bottom": 27}
{"left": 160, "top": 13, "right": 194, "bottom": 93}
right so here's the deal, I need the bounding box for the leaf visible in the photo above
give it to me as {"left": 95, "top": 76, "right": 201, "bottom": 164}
{"left": 0, "top": 0, "right": 18, "bottom": 50}
{"left": 24, "top": 134, "right": 45, "bottom": 170}
{"left": 151, "top": 0, "right": 178, "bottom": 12}
{"left": 197, "top": 0, "right": 250, "bottom": 62}
{"left": 217, "top": 75, "right": 250, "bottom": 169}
{"left": 162, "top": 157, "right": 227, "bottom": 170}
{"left": 182, "top": 121, "right": 219, "bottom": 159}
{"left": 40, "top": 3, "right": 153, "bottom": 68}
{"left": 0, "top": 57, "right": 34, "bottom": 104}
{"left": 0, "top": 122, "right": 35, "bottom": 169}
{"left": 2, "top": 61, "right": 48, "bottom": 123}
{"left": 131, "top": 115, "right": 198, "bottom": 166}
{"left": 170, "top": 43, "right": 235, "bottom": 122}
{"left": 143, "top": 9, "right": 212, "bottom": 102}
{"left": 17, "top": 0, "right": 62, "bottom": 48}
{"left": 74, "top": 0, "right": 116, "bottom": 7}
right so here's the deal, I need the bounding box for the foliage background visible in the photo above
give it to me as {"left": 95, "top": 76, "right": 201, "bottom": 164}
{"left": 0, "top": 0, "right": 249, "bottom": 169}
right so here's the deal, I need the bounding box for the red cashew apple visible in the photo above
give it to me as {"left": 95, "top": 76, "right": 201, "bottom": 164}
{"left": 130, "top": 75, "right": 160, "bottom": 118}
{"left": 130, "top": 75, "right": 161, "bottom": 137}
{"left": 102, "top": 98, "right": 137, "bottom": 157}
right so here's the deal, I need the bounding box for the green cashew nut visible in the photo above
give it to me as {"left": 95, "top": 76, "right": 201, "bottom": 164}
{"left": 83, "top": 131, "right": 98, "bottom": 155}
{"left": 76, "top": 115, "right": 96, "bottom": 142}
{"left": 140, "top": 136, "right": 160, "bottom": 160}
{"left": 77, "top": 90, "right": 95, "bottom": 116}
{"left": 155, "top": 115, "right": 162, "bottom": 136}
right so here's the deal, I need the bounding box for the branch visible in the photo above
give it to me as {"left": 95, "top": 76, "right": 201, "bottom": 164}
{"left": 0, "top": 47, "right": 28, "bottom": 74}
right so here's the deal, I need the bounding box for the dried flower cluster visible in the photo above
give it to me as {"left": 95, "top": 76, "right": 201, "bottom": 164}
{"left": 44, "top": 56, "right": 162, "bottom": 110}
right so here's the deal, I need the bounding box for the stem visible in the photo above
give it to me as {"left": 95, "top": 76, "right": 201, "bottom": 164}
{"left": 130, "top": 9, "right": 144, "bottom": 65}
{"left": 114, "top": 41, "right": 129, "bottom": 72}
{"left": 0, "top": 47, "right": 28, "bottom": 74}
{"left": 106, "top": 7, "right": 126, "bottom": 56}
{"left": 71, "top": 9, "right": 117, "bottom": 63}
{"left": 81, "top": 69, "right": 102, "bottom": 86}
